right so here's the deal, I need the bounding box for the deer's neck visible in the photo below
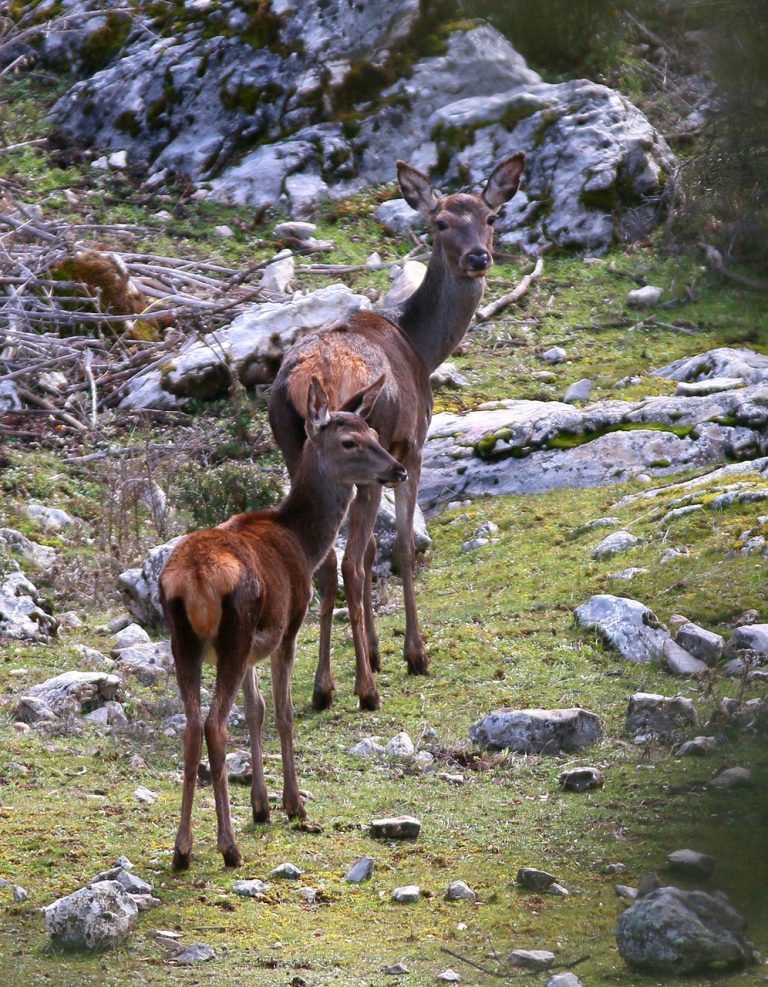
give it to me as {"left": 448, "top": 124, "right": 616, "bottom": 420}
{"left": 277, "top": 448, "right": 353, "bottom": 570}
{"left": 395, "top": 242, "right": 485, "bottom": 371}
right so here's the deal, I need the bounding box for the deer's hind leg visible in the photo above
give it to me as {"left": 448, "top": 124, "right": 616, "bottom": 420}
{"left": 242, "top": 667, "right": 270, "bottom": 824}
{"left": 271, "top": 637, "right": 306, "bottom": 821}
{"left": 168, "top": 600, "right": 204, "bottom": 872}
{"left": 311, "top": 547, "right": 338, "bottom": 710}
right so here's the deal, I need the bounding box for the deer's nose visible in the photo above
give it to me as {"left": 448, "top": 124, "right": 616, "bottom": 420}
{"left": 385, "top": 465, "right": 408, "bottom": 486}
{"left": 466, "top": 250, "right": 490, "bottom": 271}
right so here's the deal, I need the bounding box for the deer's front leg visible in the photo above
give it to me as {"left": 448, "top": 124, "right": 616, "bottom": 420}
{"left": 342, "top": 484, "right": 382, "bottom": 710}
{"left": 271, "top": 641, "right": 306, "bottom": 821}
{"left": 242, "top": 667, "right": 269, "bottom": 824}
{"left": 312, "top": 548, "right": 338, "bottom": 710}
{"left": 206, "top": 663, "right": 247, "bottom": 868}
{"left": 394, "top": 461, "right": 429, "bottom": 675}
{"left": 172, "top": 632, "right": 203, "bottom": 872}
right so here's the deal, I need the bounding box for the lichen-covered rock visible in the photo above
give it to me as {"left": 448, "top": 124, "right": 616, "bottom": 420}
{"left": 16, "top": 671, "right": 120, "bottom": 723}
{"left": 626, "top": 692, "right": 698, "bottom": 741}
{"left": 117, "top": 536, "right": 183, "bottom": 625}
{"left": 0, "top": 563, "right": 58, "bottom": 641}
{"left": 575, "top": 595, "right": 669, "bottom": 663}
{"left": 470, "top": 708, "right": 602, "bottom": 754}
{"left": 616, "top": 887, "right": 756, "bottom": 974}
{"left": 43, "top": 880, "right": 139, "bottom": 951}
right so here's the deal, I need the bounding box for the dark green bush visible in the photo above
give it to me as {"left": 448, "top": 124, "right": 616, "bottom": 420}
{"left": 176, "top": 461, "right": 284, "bottom": 530}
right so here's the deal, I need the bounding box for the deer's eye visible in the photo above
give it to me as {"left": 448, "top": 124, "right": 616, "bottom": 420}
{"left": 342, "top": 439, "right": 357, "bottom": 450}
{"left": 487, "top": 214, "right": 497, "bottom": 226}
{"left": 435, "top": 219, "right": 449, "bottom": 232}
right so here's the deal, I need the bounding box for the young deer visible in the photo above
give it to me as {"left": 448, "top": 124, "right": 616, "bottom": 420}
{"left": 269, "top": 153, "right": 525, "bottom": 712}
{"left": 160, "top": 376, "right": 406, "bottom": 870}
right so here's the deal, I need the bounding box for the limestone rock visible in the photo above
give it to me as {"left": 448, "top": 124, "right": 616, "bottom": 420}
{"left": 233, "top": 879, "right": 269, "bottom": 898}
{"left": 616, "top": 887, "right": 755, "bottom": 974}
{"left": 675, "top": 622, "right": 723, "bottom": 665}
{"left": 16, "top": 671, "right": 120, "bottom": 723}
{"left": 43, "top": 880, "right": 138, "bottom": 950}
{"left": 666, "top": 849, "right": 716, "bottom": 880}
{"left": 557, "top": 766, "right": 604, "bottom": 792}
{"left": 470, "top": 707, "right": 602, "bottom": 754}
{"left": 0, "top": 528, "right": 57, "bottom": 567}
{"left": 627, "top": 285, "right": 662, "bottom": 308}
{"left": 370, "top": 816, "right": 421, "bottom": 839}
{"left": 508, "top": 949, "right": 555, "bottom": 971}
{"left": 345, "top": 856, "right": 374, "bottom": 883}
{"left": 726, "top": 624, "right": 768, "bottom": 656}
{"left": 392, "top": 885, "right": 420, "bottom": 903}
{"left": 445, "top": 880, "right": 476, "bottom": 902}
{"left": 626, "top": 693, "right": 698, "bottom": 742}
{"left": 591, "top": 530, "right": 639, "bottom": 559}
{"left": 575, "top": 595, "right": 669, "bottom": 663}
{"left": 117, "top": 536, "right": 184, "bottom": 625}
{"left": 517, "top": 867, "right": 557, "bottom": 891}
{"left": 663, "top": 639, "right": 709, "bottom": 676}
{"left": 0, "top": 563, "right": 57, "bottom": 641}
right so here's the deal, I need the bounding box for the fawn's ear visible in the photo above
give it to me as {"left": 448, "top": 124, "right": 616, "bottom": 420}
{"left": 397, "top": 160, "right": 440, "bottom": 218}
{"left": 306, "top": 375, "right": 331, "bottom": 436}
{"left": 482, "top": 151, "right": 526, "bottom": 211}
{"left": 340, "top": 374, "right": 386, "bottom": 421}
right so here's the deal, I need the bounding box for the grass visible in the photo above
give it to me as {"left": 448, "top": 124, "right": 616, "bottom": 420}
{"left": 1, "top": 71, "right": 768, "bottom": 987}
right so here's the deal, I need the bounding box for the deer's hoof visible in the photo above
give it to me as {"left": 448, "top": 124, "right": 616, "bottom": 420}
{"left": 368, "top": 648, "right": 381, "bottom": 673}
{"left": 358, "top": 687, "right": 380, "bottom": 712}
{"left": 311, "top": 685, "right": 335, "bottom": 711}
{"left": 172, "top": 848, "right": 191, "bottom": 872}
{"left": 284, "top": 802, "right": 307, "bottom": 822}
{"left": 252, "top": 806, "right": 271, "bottom": 825}
{"left": 406, "top": 652, "right": 430, "bottom": 676}
{"left": 222, "top": 845, "right": 243, "bottom": 868}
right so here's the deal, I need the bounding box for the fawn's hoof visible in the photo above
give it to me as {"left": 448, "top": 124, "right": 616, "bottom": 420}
{"left": 252, "top": 806, "right": 271, "bottom": 825}
{"left": 311, "top": 685, "right": 334, "bottom": 711}
{"left": 358, "top": 687, "right": 381, "bottom": 711}
{"left": 222, "top": 845, "right": 243, "bottom": 868}
{"left": 368, "top": 645, "right": 381, "bottom": 673}
{"left": 406, "top": 652, "right": 430, "bottom": 676}
{"left": 172, "top": 848, "right": 191, "bottom": 872}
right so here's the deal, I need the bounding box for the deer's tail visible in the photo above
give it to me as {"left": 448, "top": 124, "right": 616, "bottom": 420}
{"left": 161, "top": 551, "right": 243, "bottom": 640}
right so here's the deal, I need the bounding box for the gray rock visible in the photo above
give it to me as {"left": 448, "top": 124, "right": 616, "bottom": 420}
{"left": 375, "top": 199, "right": 421, "bottom": 235}
{"left": 557, "top": 766, "right": 604, "bottom": 791}
{"left": 0, "top": 528, "right": 57, "bottom": 567}
{"left": 547, "top": 975, "right": 583, "bottom": 987}
{"left": 233, "top": 879, "right": 270, "bottom": 898}
{"left": 380, "top": 260, "right": 426, "bottom": 311}
{"left": 16, "top": 671, "right": 121, "bottom": 723}
{"left": 171, "top": 942, "right": 215, "bottom": 964}
{"left": 655, "top": 347, "right": 768, "bottom": 387}
{"left": 591, "top": 530, "right": 639, "bottom": 559}
{"left": 198, "top": 748, "right": 252, "bottom": 785}
{"left": 602, "top": 862, "right": 627, "bottom": 874}
{"left": 383, "top": 961, "right": 411, "bottom": 976}
{"left": 273, "top": 221, "right": 316, "bottom": 240}
{"left": 85, "top": 701, "right": 129, "bottom": 727}
{"left": 547, "top": 883, "right": 570, "bottom": 896}
{"left": 663, "top": 639, "right": 709, "bottom": 676}
{"left": 616, "top": 884, "right": 639, "bottom": 900}
{"left": 43, "top": 880, "right": 138, "bottom": 950}
{"left": 129, "top": 893, "right": 161, "bottom": 911}
{"left": 347, "top": 737, "right": 385, "bottom": 757}
{"left": 575, "top": 594, "right": 669, "bottom": 663}
{"left": 626, "top": 693, "right": 698, "bottom": 742}
{"left": 371, "top": 816, "right": 421, "bottom": 839}
{"left": 608, "top": 567, "right": 649, "bottom": 581}
{"left": 111, "top": 623, "right": 151, "bottom": 652}
{"left": 260, "top": 252, "right": 295, "bottom": 294}
{"left": 345, "top": 856, "right": 374, "bottom": 883}
{"left": 445, "top": 880, "right": 476, "bottom": 902}
{"left": 114, "top": 870, "right": 152, "bottom": 895}
{"left": 627, "top": 285, "right": 662, "bottom": 308}
{"left": 386, "top": 731, "right": 415, "bottom": 758}
{"left": 712, "top": 766, "right": 753, "bottom": 789}
{"left": 430, "top": 362, "right": 470, "bottom": 391}
{"left": 541, "top": 346, "right": 567, "bottom": 365}
{"left": 269, "top": 862, "right": 303, "bottom": 880}
{"left": 616, "top": 887, "right": 754, "bottom": 974}
{"left": 471, "top": 708, "right": 602, "bottom": 754}
{"left": 675, "top": 622, "right": 724, "bottom": 665}
{"left": 0, "top": 563, "right": 57, "bottom": 641}
{"left": 0, "top": 380, "right": 22, "bottom": 410}
{"left": 436, "top": 968, "right": 462, "bottom": 982}
{"left": 517, "top": 868, "right": 557, "bottom": 891}
{"left": 25, "top": 503, "right": 75, "bottom": 531}
{"left": 133, "top": 786, "right": 158, "bottom": 804}
{"left": 726, "top": 623, "right": 768, "bottom": 656}
{"left": 666, "top": 849, "right": 715, "bottom": 879}
{"left": 508, "top": 949, "right": 555, "bottom": 971}
{"left": 114, "top": 641, "right": 173, "bottom": 685}
{"left": 563, "top": 379, "right": 594, "bottom": 404}
{"left": 392, "top": 885, "right": 420, "bottom": 903}
{"left": 675, "top": 736, "right": 718, "bottom": 757}
{"left": 676, "top": 376, "right": 744, "bottom": 396}
{"left": 461, "top": 537, "right": 489, "bottom": 553}
{"left": 117, "top": 536, "right": 183, "bottom": 625}
{"left": 13, "top": 885, "right": 28, "bottom": 902}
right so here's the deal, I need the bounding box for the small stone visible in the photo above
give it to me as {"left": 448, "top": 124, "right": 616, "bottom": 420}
{"left": 233, "top": 879, "right": 270, "bottom": 898}
{"left": 269, "top": 862, "right": 303, "bottom": 880}
{"left": 627, "top": 285, "right": 662, "bottom": 307}
{"left": 608, "top": 567, "right": 649, "bottom": 581}
{"left": 133, "top": 786, "right": 158, "bottom": 804}
{"left": 437, "top": 968, "right": 462, "bottom": 982}
{"left": 517, "top": 867, "right": 557, "bottom": 891}
{"left": 616, "top": 884, "right": 639, "bottom": 900}
{"left": 392, "top": 885, "right": 420, "bottom": 903}
{"left": 666, "top": 848, "right": 716, "bottom": 880}
{"left": 345, "top": 856, "right": 374, "bottom": 883}
{"left": 171, "top": 942, "right": 215, "bottom": 964}
{"left": 563, "top": 378, "right": 593, "bottom": 404}
{"left": 602, "top": 862, "right": 627, "bottom": 874}
{"left": 13, "top": 885, "right": 28, "bottom": 902}
{"left": 445, "top": 881, "right": 476, "bottom": 902}
{"left": 130, "top": 893, "right": 161, "bottom": 911}
{"left": 112, "top": 623, "right": 151, "bottom": 652}
{"left": 437, "top": 772, "right": 464, "bottom": 785}
{"left": 273, "top": 221, "right": 317, "bottom": 240}
{"left": 508, "top": 949, "right": 555, "bottom": 971}
{"left": 557, "top": 766, "right": 604, "bottom": 792}
{"left": 386, "top": 731, "right": 415, "bottom": 758}
{"left": 213, "top": 224, "right": 235, "bottom": 237}
{"left": 712, "top": 766, "right": 753, "bottom": 789}
{"left": 382, "top": 961, "right": 410, "bottom": 976}
{"left": 462, "top": 537, "right": 489, "bottom": 553}
{"left": 371, "top": 816, "right": 421, "bottom": 839}
{"left": 547, "top": 974, "right": 583, "bottom": 987}
{"left": 592, "top": 530, "right": 639, "bottom": 559}
{"left": 675, "top": 623, "right": 723, "bottom": 665}
{"left": 115, "top": 870, "right": 152, "bottom": 895}
{"left": 547, "top": 883, "right": 570, "bottom": 896}
{"left": 540, "top": 346, "right": 567, "bottom": 364}
{"left": 108, "top": 150, "right": 128, "bottom": 169}
{"left": 675, "top": 736, "right": 718, "bottom": 757}
{"left": 298, "top": 886, "right": 317, "bottom": 904}
{"left": 347, "top": 737, "right": 385, "bottom": 757}
{"left": 663, "top": 639, "right": 709, "bottom": 676}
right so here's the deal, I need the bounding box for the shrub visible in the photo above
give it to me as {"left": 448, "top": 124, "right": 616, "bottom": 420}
{"left": 176, "top": 461, "right": 284, "bottom": 530}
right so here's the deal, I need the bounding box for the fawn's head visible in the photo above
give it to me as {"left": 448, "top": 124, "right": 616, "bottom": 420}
{"left": 397, "top": 152, "right": 526, "bottom": 279}
{"left": 305, "top": 376, "right": 407, "bottom": 489}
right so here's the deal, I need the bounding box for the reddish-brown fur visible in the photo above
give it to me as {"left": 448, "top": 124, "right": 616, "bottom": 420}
{"left": 269, "top": 154, "right": 525, "bottom": 712}
{"left": 161, "top": 377, "right": 406, "bottom": 869}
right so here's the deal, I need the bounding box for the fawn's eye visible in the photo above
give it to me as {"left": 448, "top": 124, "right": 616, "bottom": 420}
{"left": 487, "top": 214, "right": 497, "bottom": 225}
{"left": 342, "top": 439, "right": 357, "bottom": 450}
{"left": 435, "top": 219, "right": 449, "bottom": 231}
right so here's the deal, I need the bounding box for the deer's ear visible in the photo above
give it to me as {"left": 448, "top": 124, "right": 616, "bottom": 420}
{"left": 482, "top": 151, "right": 526, "bottom": 211}
{"left": 306, "top": 375, "right": 331, "bottom": 436}
{"left": 397, "top": 161, "right": 440, "bottom": 218}
{"left": 340, "top": 374, "right": 386, "bottom": 421}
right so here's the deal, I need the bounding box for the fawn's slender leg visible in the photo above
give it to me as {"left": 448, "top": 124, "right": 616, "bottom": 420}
{"left": 395, "top": 456, "right": 429, "bottom": 675}
{"left": 206, "top": 657, "right": 247, "bottom": 868}
{"left": 312, "top": 547, "right": 338, "bottom": 710}
{"left": 170, "top": 610, "right": 204, "bottom": 872}
{"left": 242, "top": 667, "right": 269, "bottom": 824}
{"left": 362, "top": 534, "right": 380, "bottom": 672}
{"left": 271, "top": 640, "right": 306, "bottom": 820}
{"left": 341, "top": 483, "right": 382, "bottom": 710}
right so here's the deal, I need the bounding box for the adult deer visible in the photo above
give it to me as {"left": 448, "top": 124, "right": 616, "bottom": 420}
{"left": 269, "top": 152, "right": 525, "bottom": 712}
{"left": 160, "top": 376, "right": 406, "bottom": 870}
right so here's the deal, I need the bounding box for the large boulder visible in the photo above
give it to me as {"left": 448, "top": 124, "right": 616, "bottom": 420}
{"left": 0, "top": 562, "right": 58, "bottom": 641}
{"left": 470, "top": 707, "right": 603, "bottom": 754}
{"left": 47, "top": 5, "right": 673, "bottom": 252}
{"left": 616, "top": 887, "right": 756, "bottom": 974}
{"left": 15, "top": 671, "right": 121, "bottom": 723}
{"left": 117, "top": 536, "right": 183, "bottom": 626}
{"left": 43, "top": 880, "right": 139, "bottom": 951}
{"left": 574, "top": 595, "right": 670, "bottom": 663}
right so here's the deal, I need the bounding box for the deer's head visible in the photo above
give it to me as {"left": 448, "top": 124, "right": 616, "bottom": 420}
{"left": 305, "top": 376, "right": 407, "bottom": 489}
{"left": 397, "top": 152, "right": 526, "bottom": 279}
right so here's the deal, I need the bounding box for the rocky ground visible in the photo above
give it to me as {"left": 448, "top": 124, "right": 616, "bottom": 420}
{"left": 1, "top": 5, "right": 768, "bottom": 986}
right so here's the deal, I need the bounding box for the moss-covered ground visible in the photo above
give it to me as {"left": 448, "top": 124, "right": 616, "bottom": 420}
{"left": 1, "top": 73, "right": 767, "bottom": 985}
